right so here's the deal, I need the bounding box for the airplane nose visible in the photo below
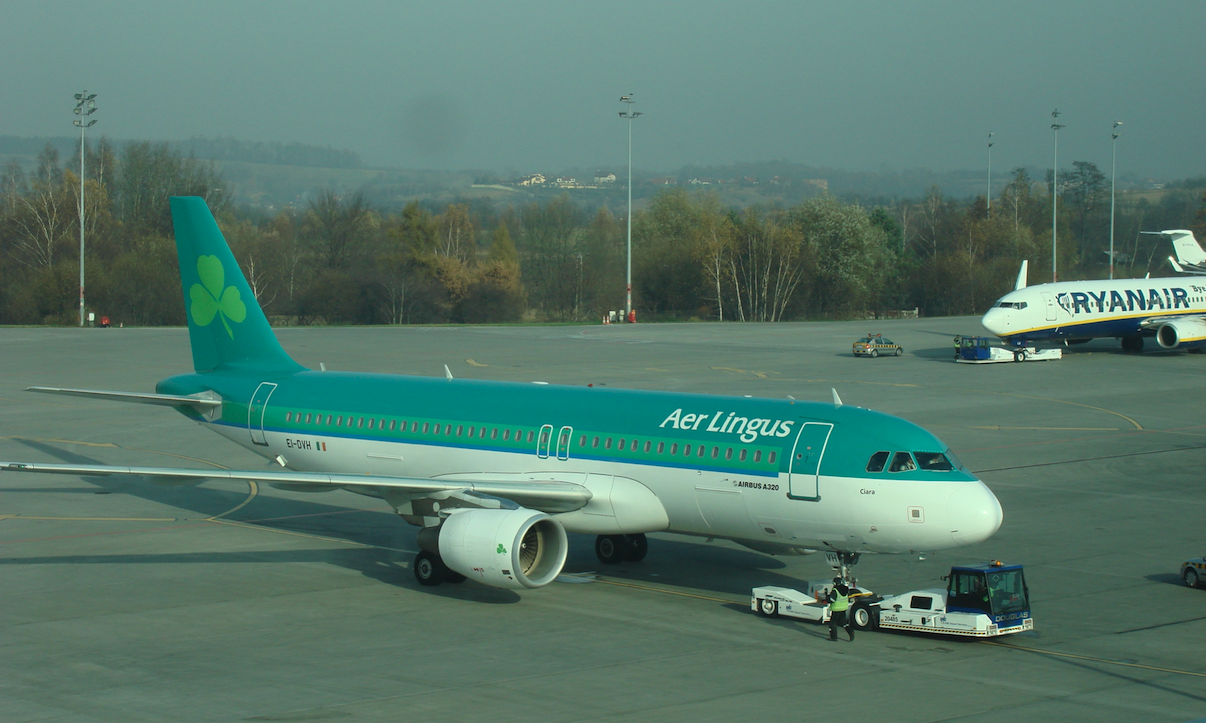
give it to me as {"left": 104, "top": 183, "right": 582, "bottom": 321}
{"left": 981, "top": 308, "right": 1007, "bottom": 336}
{"left": 947, "top": 482, "right": 1003, "bottom": 546}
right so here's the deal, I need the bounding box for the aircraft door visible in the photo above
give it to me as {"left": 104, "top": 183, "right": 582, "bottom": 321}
{"left": 556, "top": 426, "right": 573, "bottom": 461}
{"left": 248, "top": 382, "right": 278, "bottom": 446}
{"left": 1040, "top": 292, "right": 1058, "bottom": 321}
{"left": 536, "top": 424, "right": 554, "bottom": 459}
{"left": 788, "top": 422, "right": 833, "bottom": 501}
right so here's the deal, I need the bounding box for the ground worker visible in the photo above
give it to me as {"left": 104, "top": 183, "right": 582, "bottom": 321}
{"left": 827, "top": 577, "right": 854, "bottom": 641}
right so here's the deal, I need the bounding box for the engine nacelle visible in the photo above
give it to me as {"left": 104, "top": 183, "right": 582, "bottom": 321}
{"left": 1156, "top": 317, "right": 1206, "bottom": 349}
{"left": 435, "top": 508, "right": 568, "bottom": 590}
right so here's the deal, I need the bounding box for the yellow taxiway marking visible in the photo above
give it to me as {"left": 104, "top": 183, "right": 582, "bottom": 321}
{"left": 709, "top": 367, "right": 781, "bottom": 378}
{"left": 465, "top": 358, "right": 487, "bottom": 367}
{"left": 2, "top": 436, "right": 118, "bottom": 448}
{"left": 207, "top": 480, "right": 259, "bottom": 520}
{"left": 969, "top": 426, "right": 1119, "bottom": 431}
{"left": 0, "top": 514, "right": 178, "bottom": 522}
{"left": 206, "top": 517, "right": 372, "bottom": 547}
{"left": 984, "top": 640, "right": 1206, "bottom": 679}
{"left": 597, "top": 577, "right": 743, "bottom": 605}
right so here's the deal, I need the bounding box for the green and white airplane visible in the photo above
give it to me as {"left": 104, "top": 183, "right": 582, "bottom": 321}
{"left": 2, "top": 197, "right": 1002, "bottom": 591}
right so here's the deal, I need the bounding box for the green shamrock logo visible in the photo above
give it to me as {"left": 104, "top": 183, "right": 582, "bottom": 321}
{"left": 190, "top": 255, "right": 246, "bottom": 339}
{"left": 496, "top": 544, "right": 507, "bottom": 554}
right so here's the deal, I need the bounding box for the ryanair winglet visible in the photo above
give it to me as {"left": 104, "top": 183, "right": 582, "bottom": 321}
{"left": 170, "top": 197, "right": 304, "bottom": 374}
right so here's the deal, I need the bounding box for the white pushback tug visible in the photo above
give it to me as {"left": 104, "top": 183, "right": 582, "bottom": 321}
{"left": 752, "top": 559, "right": 1032, "bottom": 637}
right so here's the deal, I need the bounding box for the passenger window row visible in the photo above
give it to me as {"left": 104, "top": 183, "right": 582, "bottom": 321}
{"left": 866, "top": 450, "right": 954, "bottom": 473}
{"left": 575, "top": 433, "right": 775, "bottom": 464}
{"left": 282, "top": 411, "right": 777, "bottom": 465}
{"left": 283, "top": 411, "right": 537, "bottom": 444}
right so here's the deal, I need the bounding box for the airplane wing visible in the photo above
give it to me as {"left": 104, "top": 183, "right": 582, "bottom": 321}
{"left": 26, "top": 387, "right": 221, "bottom": 410}
{"left": 0, "top": 461, "right": 591, "bottom": 514}
{"left": 1138, "top": 312, "right": 1206, "bottom": 329}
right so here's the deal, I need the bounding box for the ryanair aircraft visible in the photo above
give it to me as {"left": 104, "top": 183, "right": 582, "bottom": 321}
{"left": 2, "top": 198, "right": 1002, "bottom": 592}
{"left": 982, "top": 260, "right": 1206, "bottom": 352}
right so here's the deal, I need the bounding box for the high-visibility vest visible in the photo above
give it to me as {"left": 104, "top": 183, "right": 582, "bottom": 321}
{"left": 830, "top": 589, "right": 849, "bottom": 612}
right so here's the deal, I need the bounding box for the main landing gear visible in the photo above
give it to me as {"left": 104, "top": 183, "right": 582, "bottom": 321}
{"left": 413, "top": 550, "right": 465, "bottom": 587}
{"left": 595, "top": 534, "right": 648, "bottom": 564}
{"left": 1120, "top": 335, "right": 1144, "bottom": 353}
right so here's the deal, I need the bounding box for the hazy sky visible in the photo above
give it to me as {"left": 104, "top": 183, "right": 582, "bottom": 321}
{"left": 3, "top": 0, "right": 1204, "bottom": 178}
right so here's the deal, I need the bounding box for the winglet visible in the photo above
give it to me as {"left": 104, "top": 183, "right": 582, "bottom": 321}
{"left": 1170, "top": 256, "right": 1187, "bottom": 273}
{"left": 444, "top": 364, "right": 454, "bottom": 381}
{"left": 832, "top": 388, "right": 843, "bottom": 408}
{"left": 1014, "top": 260, "right": 1029, "bottom": 291}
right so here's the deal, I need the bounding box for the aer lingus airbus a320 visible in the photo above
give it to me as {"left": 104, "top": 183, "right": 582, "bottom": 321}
{"left": 2, "top": 197, "right": 1002, "bottom": 591}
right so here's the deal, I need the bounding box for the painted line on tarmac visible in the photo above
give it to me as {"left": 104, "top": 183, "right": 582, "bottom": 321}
{"left": 2, "top": 436, "right": 118, "bottom": 447}
{"left": 984, "top": 640, "right": 1206, "bottom": 679}
{"left": 207, "top": 518, "right": 374, "bottom": 547}
{"left": 0, "top": 514, "right": 177, "bottom": 522}
{"left": 969, "top": 426, "right": 1119, "bottom": 431}
{"left": 596, "top": 576, "right": 744, "bottom": 605}
{"left": 207, "top": 481, "right": 258, "bottom": 520}
{"left": 974, "top": 443, "right": 1206, "bottom": 474}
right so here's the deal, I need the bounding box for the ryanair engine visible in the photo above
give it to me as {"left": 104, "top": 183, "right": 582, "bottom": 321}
{"left": 1155, "top": 317, "right": 1206, "bottom": 349}
{"left": 422, "top": 508, "right": 568, "bottom": 589}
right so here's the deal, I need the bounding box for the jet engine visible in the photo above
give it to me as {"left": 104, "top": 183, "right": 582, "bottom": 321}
{"left": 427, "top": 508, "right": 568, "bottom": 589}
{"left": 1155, "top": 317, "right": 1206, "bottom": 349}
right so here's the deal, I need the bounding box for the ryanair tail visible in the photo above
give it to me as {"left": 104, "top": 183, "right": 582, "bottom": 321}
{"left": 170, "top": 197, "right": 304, "bottom": 374}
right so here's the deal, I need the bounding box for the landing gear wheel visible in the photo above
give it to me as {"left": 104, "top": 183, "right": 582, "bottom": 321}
{"left": 758, "top": 598, "right": 778, "bottom": 617}
{"left": 1185, "top": 567, "right": 1201, "bottom": 589}
{"left": 1121, "top": 335, "right": 1144, "bottom": 352}
{"left": 869, "top": 348, "right": 879, "bottom": 358}
{"left": 895, "top": 347, "right": 902, "bottom": 356}
{"left": 622, "top": 533, "right": 648, "bottom": 562}
{"left": 850, "top": 603, "right": 877, "bottom": 631}
{"left": 595, "top": 534, "right": 626, "bottom": 564}
{"left": 414, "top": 550, "right": 446, "bottom": 586}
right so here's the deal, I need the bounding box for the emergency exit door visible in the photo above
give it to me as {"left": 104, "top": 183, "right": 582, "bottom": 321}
{"left": 788, "top": 422, "right": 833, "bottom": 501}
{"left": 248, "top": 382, "right": 277, "bottom": 446}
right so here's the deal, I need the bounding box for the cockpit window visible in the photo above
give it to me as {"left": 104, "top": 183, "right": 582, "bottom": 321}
{"left": 914, "top": 452, "right": 954, "bottom": 471}
{"left": 888, "top": 452, "right": 916, "bottom": 472}
{"left": 944, "top": 449, "right": 965, "bottom": 470}
{"left": 866, "top": 451, "right": 889, "bottom": 473}
{"left": 996, "top": 301, "right": 1028, "bottom": 309}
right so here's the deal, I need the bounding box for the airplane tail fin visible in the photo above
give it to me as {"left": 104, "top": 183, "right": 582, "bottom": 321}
{"left": 170, "top": 197, "right": 305, "bottom": 374}
{"left": 1014, "top": 260, "right": 1029, "bottom": 291}
{"left": 1168, "top": 230, "right": 1206, "bottom": 265}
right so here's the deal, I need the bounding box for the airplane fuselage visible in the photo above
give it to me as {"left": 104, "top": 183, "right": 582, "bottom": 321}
{"left": 159, "top": 369, "right": 1002, "bottom": 557}
{"left": 982, "top": 278, "right": 1206, "bottom": 346}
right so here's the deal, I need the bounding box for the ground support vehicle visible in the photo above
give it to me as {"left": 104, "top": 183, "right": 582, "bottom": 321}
{"left": 956, "top": 336, "right": 1062, "bottom": 364}
{"left": 1182, "top": 557, "right": 1205, "bottom": 588}
{"left": 752, "top": 562, "right": 1033, "bottom": 638}
{"left": 752, "top": 580, "right": 881, "bottom": 630}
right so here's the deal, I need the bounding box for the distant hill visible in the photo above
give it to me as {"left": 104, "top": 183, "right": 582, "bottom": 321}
{"left": 0, "top": 135, "right": 362, "bottom": 170}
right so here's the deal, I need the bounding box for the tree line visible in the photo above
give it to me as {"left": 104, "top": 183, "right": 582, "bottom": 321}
{"left": 2, "top": 139, "right": 1203, "bottom": 327}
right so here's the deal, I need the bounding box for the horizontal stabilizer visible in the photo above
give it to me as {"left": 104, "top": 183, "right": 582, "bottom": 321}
{"left": 0, "top": 461, "right": 592, "bottom": 514}
{"left": 26, "top": 387, "right": 221, "bottom": 409}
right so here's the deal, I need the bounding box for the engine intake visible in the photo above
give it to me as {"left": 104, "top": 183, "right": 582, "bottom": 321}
{"left": 1156, "top": 317, "right": 1206, "bottom": 349}
{"left": 432, "top": 508, "right": 568, "bottom": 589}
